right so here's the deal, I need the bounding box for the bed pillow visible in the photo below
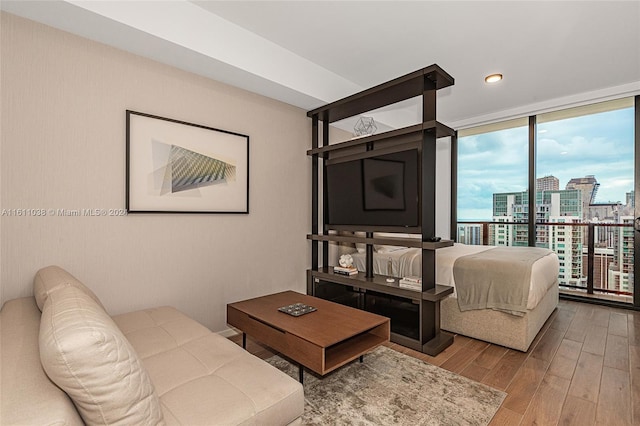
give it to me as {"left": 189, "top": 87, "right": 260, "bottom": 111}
{"left": 39, "top": 286, "right": 164, "bottom": 425}
{"left": 375, "top": 245, "right": 407, "bottom": 254}
{"left": 373, "top": 232, "right": 416, "bottom": 253}
{"left": 338, "top": 244, "right": 358, "bottom": 255}
{"left": 334, "top": 231, "right": 357, "bottom": 255}
{"left": 354, "top": 231, "right": 367, "bottom": 253}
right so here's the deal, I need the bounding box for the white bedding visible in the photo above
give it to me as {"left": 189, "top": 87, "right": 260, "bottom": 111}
{"left": 351, "top": 243, "right": 559, "bottom": 310}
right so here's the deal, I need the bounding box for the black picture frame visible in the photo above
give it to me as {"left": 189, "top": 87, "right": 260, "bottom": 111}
{"left": 126, "top": 110, "right": 249, "bottom": 214}
{"left": 362, "top": 158, "right": 406, "bottom": 211}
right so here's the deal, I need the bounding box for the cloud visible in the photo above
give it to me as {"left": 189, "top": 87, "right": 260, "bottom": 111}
{"left": 458, "top": 107, "right": 634, "bottom": 220}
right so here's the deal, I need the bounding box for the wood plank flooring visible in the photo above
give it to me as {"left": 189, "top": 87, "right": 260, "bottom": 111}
{"left": 229, "top": 299, "right": 640, "bottom": 425}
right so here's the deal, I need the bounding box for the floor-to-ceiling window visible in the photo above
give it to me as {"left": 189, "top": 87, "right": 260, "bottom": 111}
{"left": 456, "top": 97, "right": 637, "bottom": 307}
{"left": 537, "top": 98, "right": 635, "bottom": 303}
{"left": 457, "top": 118, "right": 528, "bottom": 245}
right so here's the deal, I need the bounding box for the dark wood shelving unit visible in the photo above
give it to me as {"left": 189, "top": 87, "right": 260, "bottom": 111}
{"left": 307, "top": 64, "right": 455, "bottom": 356}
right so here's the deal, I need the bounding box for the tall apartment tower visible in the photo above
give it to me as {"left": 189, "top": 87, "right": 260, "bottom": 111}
{"left": 566, "top": 175, "right": 599, "bottom": 218}
{"left": 626, "top": 190, "right": 635, "bottom": 208}
{"left": 457, "top": 224, "right": 482, "bottom": 245}
{"left": 606, "top": 215, "right": 634, "bottom": 293}
{"left": 536, "top": 175, "right": 559, "bottom": 192}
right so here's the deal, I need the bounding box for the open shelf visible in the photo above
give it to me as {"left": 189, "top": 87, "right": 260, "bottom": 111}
{"left": 311, "top": 267, "right": 453, "bottom": 302}
{"left": 324, "top": 327, "right": 389, "bottom": 374}
{"left": 307, "top": 234, "right": 454, "bottom": 250}
{"left": 306, "top": 121, "right": 455, "bottom": 157}
{"left": 311, "top": 267, "right": 422, "bottom": 300}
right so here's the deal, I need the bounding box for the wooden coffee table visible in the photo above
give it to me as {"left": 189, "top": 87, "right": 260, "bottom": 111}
{"left": 227, "top": 291, "right": 390, "bottom": 382}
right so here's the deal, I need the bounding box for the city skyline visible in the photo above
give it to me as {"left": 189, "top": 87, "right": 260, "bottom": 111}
{"left": 458, "top": 106, "right": 635, "bottom": 221}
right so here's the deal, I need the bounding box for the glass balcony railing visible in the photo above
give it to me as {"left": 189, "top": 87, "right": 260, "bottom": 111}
{"left": 456, "top": 221, "right": 634, "bottom": 303}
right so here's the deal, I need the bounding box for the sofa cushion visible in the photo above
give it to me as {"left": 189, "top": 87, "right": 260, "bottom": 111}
{"left": 39, "top": 286, "right": 164, "bottom": 425}
{"left": 34, "top": 265, "right": 105, "bottom": 312}
{"left": 0, "top": 297, "right": 83, "bottom": 425}
{"left": 113, "top": 307, "right": 304, "bottom": 426}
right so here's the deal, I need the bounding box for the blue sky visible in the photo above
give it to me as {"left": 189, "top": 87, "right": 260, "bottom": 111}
{"left": 457, "top": 107, "right": 635, "bottom": 221}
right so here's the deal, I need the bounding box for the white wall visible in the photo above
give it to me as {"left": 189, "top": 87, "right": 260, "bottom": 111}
{"left": 0, "top": 12, "right": 310, "bottom": 332}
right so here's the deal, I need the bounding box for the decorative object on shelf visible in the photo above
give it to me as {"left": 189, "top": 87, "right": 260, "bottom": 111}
{"left": 386, "top": 258, "right": 395, "bottom": 282}
{"left": 126, "top": 110, "right": 249, "bottom": 214}
{"left": 353, "top": 116, "right": 377, "bottom": 136}
{"left": 339, "top": 254, "right": 354, "bottom": 268}
{"left": 333, "top": 265, "right": 358, "bottom": 276}
{"left": 399, "top": 276, "right": 422, "bottom": 291}
{"left": 277, "top": 303, "right": 317, "bottom": 317}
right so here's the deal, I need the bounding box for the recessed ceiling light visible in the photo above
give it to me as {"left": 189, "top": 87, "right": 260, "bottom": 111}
{"left": 485, "top": 74, "right": 503, "bottom": 83}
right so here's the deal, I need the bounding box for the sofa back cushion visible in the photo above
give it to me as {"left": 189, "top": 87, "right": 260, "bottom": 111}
{"left": 1, "top": 297, "right": 84, "bottom": 425}
{"left": 34, "top": 265, "right": 105, "bottom": 312}
{"left": 39, "top": 285, "right": 164, "bottom": 425}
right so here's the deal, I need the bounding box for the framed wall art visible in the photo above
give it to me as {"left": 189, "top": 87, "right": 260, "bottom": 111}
{"left": 126, "top": 110, "right": 249, "bottom": 213}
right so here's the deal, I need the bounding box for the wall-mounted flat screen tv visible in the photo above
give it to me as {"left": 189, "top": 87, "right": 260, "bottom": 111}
{"left": 325, "top": 149, "right": 419, "bottom": 227}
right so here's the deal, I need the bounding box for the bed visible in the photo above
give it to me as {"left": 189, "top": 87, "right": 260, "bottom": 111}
{"left": 350, "top": 243, "right": 560, "bottom": 351}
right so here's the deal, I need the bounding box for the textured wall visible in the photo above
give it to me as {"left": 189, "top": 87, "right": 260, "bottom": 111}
{"left": 0, "top": 12, "right": 310, "bottom": 332}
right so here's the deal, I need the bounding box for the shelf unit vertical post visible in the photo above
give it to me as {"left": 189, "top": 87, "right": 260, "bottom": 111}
{"left": 322, "top": 120, "right": 330, "bottom": 265}
{"left": 423, "top": 75, "right": 437, "bottom": 122}
{"left": 421, "top": 78, "right": 437, "bottom": 291}
{"left": 420, "top": 75, "right": 454, "bottom": 356}
{"left": 420, "top": 78, "right": 438, "bottom": 349}
{"left": 310, "top": 115, "right": 319, "bottom": 295}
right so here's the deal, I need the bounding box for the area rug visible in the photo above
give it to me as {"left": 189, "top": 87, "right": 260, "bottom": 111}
{"left": 266, "top": 345, "right": 505, "bottom": 425}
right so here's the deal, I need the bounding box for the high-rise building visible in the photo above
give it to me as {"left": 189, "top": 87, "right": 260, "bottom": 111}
{"left": 536, "top": 175, "right": 559, "bottom": 192}
{"left": 584, "top": 249, "right": 614, "bottom": 291}
{"left": 609, "top": 215, "right": 634, "bottom": 293}
{"left": 492, "top": 192, "right": 526, "bottom": 246}
{"left": 547, "top": 216, "right": 584, "bottom": 287}
{"left": 566, "top": 175, "right": 600, "bottom": 216}
{"left": 457, "top": 224, "right": 482, "bottom": 245}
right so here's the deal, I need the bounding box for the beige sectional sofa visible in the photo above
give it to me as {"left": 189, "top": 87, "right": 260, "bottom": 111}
{"left": 1, "top": 266, "right": 304, "bottom": 425}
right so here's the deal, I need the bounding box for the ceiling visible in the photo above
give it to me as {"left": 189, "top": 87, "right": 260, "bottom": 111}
{"left": 2, "top": 1, "right": 639, "bottom": 130}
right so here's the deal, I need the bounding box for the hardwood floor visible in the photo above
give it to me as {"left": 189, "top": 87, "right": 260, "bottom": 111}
{"left": 230, "top": 299, "right": 640, "bottom": 425}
